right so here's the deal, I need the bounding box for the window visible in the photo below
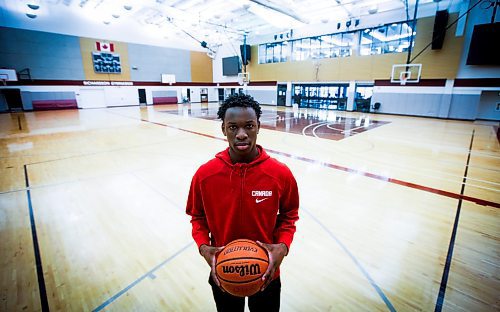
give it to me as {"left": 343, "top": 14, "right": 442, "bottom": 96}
{"left": 294, "top": 38, "right": 310, "bottom": 61}
{"left": 258, "top": 21, "right": 415, "bottom": 63}
{"left": 273, "top": 44, "right": 281, "bottom": 63}
{"left": 319, "top": 35, "right": 333, "bottom": 58}
{"left": 310, "top": 37, "right": 321, "bottom": 59}
{"left": 258, "top": 44, "right": 266, "bottom": 64}
{"left": 359, "top": 21, "right": 415, "bottom": 56}
{"left": 266, "top": 44, "right": 274, "bottom": 63}
{"left": 281, "top": 41, "right": 290, "bottom": 62}
{"left": 259, "top": 41, "right": 290, "bottom": 63}
{"left": 340, "top": 32, "right": 354, "bottom": 57}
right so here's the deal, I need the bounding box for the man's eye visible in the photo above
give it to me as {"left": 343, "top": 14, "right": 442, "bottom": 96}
{"left": 229, "top": 126, "right": 237, "bottom": 130}
{"left": 246, "top": 124, "right": 254, "bottom": 129}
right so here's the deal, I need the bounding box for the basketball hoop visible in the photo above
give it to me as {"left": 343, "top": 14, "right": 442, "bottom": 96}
{"left": 238, "top": 72, "right": 250, "bottom": 86}
{"left": 400, "top": 76, "right": 407, "bottom": 86}
{"left": 399, "top": 71, "right": 410, "bottom": 86}
{"left": 0, "top": 73, "right": 8, "bottom": 86}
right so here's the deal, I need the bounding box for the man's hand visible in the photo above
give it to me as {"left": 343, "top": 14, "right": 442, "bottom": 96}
{"left": 256, "top": 241, "right": 288, "bottom": 291}
{"left": 199, "top": 244, "right": 225, "bottom": 288}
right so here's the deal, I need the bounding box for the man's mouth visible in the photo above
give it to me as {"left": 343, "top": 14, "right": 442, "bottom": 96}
{"left": 235, "top": 142, "right": 250, "bottom": 151}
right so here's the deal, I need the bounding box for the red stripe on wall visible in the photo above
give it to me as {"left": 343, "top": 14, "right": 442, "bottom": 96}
{"left": 4, "top": 79, "right": 278, "bottom": 87}
{"left": 374, "top": 79, "right": 447, "bottom": 87}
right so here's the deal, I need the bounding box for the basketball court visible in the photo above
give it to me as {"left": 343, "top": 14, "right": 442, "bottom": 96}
{"left": 1, "top": 102, "right": 498, "bottom": 311}
{"left": 0, "top": 0, "right": 499, "bottom": 311}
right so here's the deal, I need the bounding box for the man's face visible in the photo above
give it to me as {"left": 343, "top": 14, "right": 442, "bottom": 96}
{"left": 222, "top": 107, "right": 260, "bottom": 163}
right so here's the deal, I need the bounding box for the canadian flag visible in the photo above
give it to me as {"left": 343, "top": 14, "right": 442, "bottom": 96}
{"left": 96, "top": 41, "right": 114, "bottom": 52}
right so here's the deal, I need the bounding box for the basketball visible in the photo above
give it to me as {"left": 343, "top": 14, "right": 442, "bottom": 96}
{"left": 215, "top": 239, "right": 269, "bottom": 297}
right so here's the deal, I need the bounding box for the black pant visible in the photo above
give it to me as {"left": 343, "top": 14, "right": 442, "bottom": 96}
{"left": 209, "top": 277, "right": 281, "bottom": 312}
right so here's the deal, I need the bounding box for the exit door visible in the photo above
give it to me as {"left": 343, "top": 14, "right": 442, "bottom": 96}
{"left": 277, "top": 84, "right": 287, "bottom": 106}
{"left": 1, "top": 89, "right": 23, "bottom": 111}
{"left": 138, "top": 89, "right": 146, "bottom": 104}
{"left": 218, "top": 88, "right": 224, "bottom": 101}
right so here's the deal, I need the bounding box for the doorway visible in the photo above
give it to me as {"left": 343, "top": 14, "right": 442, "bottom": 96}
{"left": 218, "top": 88, "right": 224, "bottom": 101}
{"left": 1, "top": 89, "right": 23, "bottom": 111}
{"left": 292, "top": 84, "right": 348, "bottom": 110}
{"left": 138, "top": 89, "right": 146, "bottom": 104}
{"left": 277, "top": 84, "right": 287, "bottom": 106}
{"left": 354, "top": 85, "right": 373, "bottom": 112}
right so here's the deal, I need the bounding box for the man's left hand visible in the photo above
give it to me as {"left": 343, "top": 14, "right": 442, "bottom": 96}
{"left": 256, "top": 241, "right": 288, "bottom": 291}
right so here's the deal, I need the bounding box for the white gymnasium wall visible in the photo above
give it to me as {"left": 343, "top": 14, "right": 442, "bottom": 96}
{"left": 105, "top": 87, "right": 140, "bottom": 107}
{"left": 371, "top": 82, "right": 487, "bottom": 120}
{"left": 373, "top": 87, "right": 451, "bottom": 118}
{"left": 213, "top": 44, "right": 242, "bottom": 83}
{"left": 0, "top": 85, "right": 209, "bottom": 109}
{"left": 245, "top": 86, "right": 278, "bottom": 106}
{"left": 208, "top": 88, "right": 219, "bottom": 102}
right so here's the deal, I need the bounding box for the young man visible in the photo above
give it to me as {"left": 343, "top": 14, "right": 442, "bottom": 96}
{"left": 186, "top": 94, "right": 300, "bottom": 311}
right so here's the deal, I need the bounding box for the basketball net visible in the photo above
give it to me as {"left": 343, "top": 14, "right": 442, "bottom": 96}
{"left": 238, "top": 72, "right": 250, "bottom": 87}
{"left": 399, "top": 71, "right": 409, "bottom": 86}
{"left": 400, "top": 76, "right": 407, "bottom": 86}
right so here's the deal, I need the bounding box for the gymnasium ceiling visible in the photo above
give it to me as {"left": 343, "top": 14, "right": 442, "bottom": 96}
{"left": 0, "top": 0, "right": 458, "bottom": 52}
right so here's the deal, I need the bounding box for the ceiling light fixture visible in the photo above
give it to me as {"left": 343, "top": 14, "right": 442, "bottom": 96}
{"left": 368, "top": 5, "right": 378, "bottom": 14}
{"left": 27, "top": 4, "right": 40, "bottom": 10}
{"left": 25, "top": 2, "right": 39, "bottom": 19}
{"left": 123, "top": 5, "right": 132, "bottom": 11}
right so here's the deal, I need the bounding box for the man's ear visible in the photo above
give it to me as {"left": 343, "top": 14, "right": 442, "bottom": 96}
{"left": 257, "top": 120, "right": 260, "bottom": 134}
{"left": 221, "top": 122, "right": 226, "bottom": 136}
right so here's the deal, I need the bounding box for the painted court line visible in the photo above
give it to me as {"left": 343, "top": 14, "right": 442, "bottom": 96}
{"left": 302, "top": 207, "right": 396, "bottom": 312}
{"left": 24, "top": 165, "right": 50, "bottom": 312}
{"left": 128, "top": 113, "right": 499, "bottom": 208}
{"left": 434, "top": 130, "right": 475, "bottom": 312}
{"left": 92, "top": 241, "right": 194, "bottom": 312}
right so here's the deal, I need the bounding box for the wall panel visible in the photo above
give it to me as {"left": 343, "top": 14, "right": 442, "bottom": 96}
{"left": 79, "top": 37, "right": 131, "bottom": 81}
{"left": 190, "top": 52, "right": 213, "bottom": 82}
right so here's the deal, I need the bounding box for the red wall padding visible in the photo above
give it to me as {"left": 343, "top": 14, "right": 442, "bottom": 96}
{"left": 153, "top": 97, "right": 178, "bottom": 104}
{"left": 32, "top": 99, "right": 78, "bottom": 110}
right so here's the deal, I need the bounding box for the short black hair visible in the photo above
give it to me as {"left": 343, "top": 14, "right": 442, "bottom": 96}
{"left": 217, "top": 94, "right": 262, "bottom": 121}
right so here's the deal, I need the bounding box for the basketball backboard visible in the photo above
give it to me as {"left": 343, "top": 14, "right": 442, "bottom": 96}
{"left": 0, "top": 69, "right": 18, "bottom": 85}
{"left": 161, "top": 74, "right": 176, "bottom": 85}
{"left": 238, "top": 72, "right": 250, "bottom": 86}
{"left": 391, "top": 64, "right": 421, "bottom": 85}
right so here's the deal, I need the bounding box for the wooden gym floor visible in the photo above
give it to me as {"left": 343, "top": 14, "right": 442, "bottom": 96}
{"left": 0, "top": 103, "right": 499, "bottom": 311}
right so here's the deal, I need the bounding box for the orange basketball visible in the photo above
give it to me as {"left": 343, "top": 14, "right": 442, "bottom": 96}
{"left": 215, "top": 239, "right": 269, "bottom": 297}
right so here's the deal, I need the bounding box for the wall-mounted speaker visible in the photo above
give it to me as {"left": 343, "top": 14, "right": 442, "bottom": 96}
{"left": 240, "top": 44, "right": 251, "bottom": 65}
{"left": 432, "top": 10, "right": 449, "bottom": 50}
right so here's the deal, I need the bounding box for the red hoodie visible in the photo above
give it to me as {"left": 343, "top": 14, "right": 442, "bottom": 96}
{"left": 186, "top": 145, "right": 299, "bottom": 255}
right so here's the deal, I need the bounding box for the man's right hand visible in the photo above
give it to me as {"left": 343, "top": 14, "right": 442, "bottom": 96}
{"left": 199, "top": 244, "right": 225, "bottom": 287}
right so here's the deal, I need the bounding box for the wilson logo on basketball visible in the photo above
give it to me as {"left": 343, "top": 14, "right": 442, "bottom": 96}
{"left": 223, "top": 245, "right": 258, "bottom": 255}
{"left": 222, "top": 264, "right": 261, "bottom": 277}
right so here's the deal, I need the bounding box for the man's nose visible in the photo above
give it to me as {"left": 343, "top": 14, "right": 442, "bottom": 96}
{"left": 236, "top": 128, "right": 247, "bottom": 139}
